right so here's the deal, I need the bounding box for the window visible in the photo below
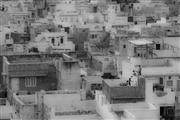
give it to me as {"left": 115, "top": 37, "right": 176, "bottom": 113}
{"left": 91, "top": 84, "right": 102, "bottom": 90}
{"left": 159, "top": 77, "right": 163, "bottom": 85}
{"left": 60, "top": 37, "right": 64, "bottom": 44}
{"left": 91, "top": 34, "right": 97, "bottom": 39}
{"left": 134, "top": 47, "right": 137, "bottom": 53}
{"left": 156, "top": 44, "right": 160, "bottom": 50}
{"left": 123, "top": 44, "right": 126, "bottom": 48}
{"left": 51, "top": 38, "right": 55, "bottom": 45}
{"left": 128, "top": 16, "right": 133, "bottom": 22}
{"left": 168, "top": 76, "right": 171, "bottom": 79}
{"left": 5, "top": 34, "right": 10, "bottom": 39}
{"left": 32, "top": 13, "right": 35, "bottom": 17}
{"left": 25, "top": 77, "right": 37, "bottom": 87}
{"left": 166, "top": 80, "right": 173, "bottom": 87}
{"left": 177, "top": 80, "right": 180, "bottom": 91}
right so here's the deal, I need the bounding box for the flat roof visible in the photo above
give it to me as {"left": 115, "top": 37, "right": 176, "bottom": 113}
{"left": 129, "top": 39, "right": 153, "bottom": 45}
{"left": 55, "top": 114, "right": 102, "bottom": 120}
{"left": 142, "top": 66, "right": 180, "bottom": 76}
{"left": 142, "top": 60, "right": 180, "bottom": 76}
{"left": 103, "top": 79, "right": 124, "bottom": 87}
{"left": 83, "top": 76, "right": 103, "bottom": 84}
{"left": 5, "top": 53, "right": 62, "bottom": 63}
{"left": 163, "top": 37, "right": 180, "bottom": 49}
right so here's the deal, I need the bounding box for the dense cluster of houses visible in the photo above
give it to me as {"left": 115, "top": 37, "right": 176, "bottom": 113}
{"left": 0, "top": 0, "right": 180, "bottom": 120}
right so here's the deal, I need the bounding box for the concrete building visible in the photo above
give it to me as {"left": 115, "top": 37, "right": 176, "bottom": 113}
{"left": 141, "top": 60, "right": 180, "bottom": 120}
{"left": 0, "top": 26, "right": 14, "bottom": 55}
{"left": 90, "top": 55, "right": 117, "bottom": 75}
{"left": 102, "top": 77, "right": 145, "bottom": 104}
{"left": 11, "top": 32, "right": 30, "bottom": 54}
{"left": 53, "top": 1, "right": 79, "bottom": 28}
{"left": 121, "top": 57, "right": 180, "bottom": 120}
{"left": 1, "top": 0, "right": 180, "bottom": 120}
{"left": 0, "top": 98, "right": 16, "bottom": 120}
{"left": 9, "top": 90, "right": 102, "bottom": 120}
{"left": 2, "top": 55, "right": 58, "bottom": 94}
{"left": 28, "top": 30, "right": 75, "bottom": 53}
{"left": 0, "top": 11, "right": 11, "bottom": 26}
{"left": 81, "top": 76, "right": 103, "bottom": 99}
{"left": 4, "top": 0, "right": 30, "bottom": 33}
{"left": 95, "top": 77, "right": 159, "bottom": 120}
{"left": 55, "top": 53, "right": 81, "bottom": 90}
{"left": 11, "top": 93, "right": 38, "bottom": 120}
{"left": 33, "top": 0, "right": 47, "bottom": 18}
{"left": 128, "top": 39, "right": 154, "bottom": 58}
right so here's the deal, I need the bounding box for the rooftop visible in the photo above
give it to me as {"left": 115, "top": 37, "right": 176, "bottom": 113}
{"left": 103, "top": 79, "right": 125, "bottom": 87}
{"left": 142, "top": 60, "right": 180, "bottom": 76}
{"left": 5, "top": 53, "right": 62, "bottom": 63}
{"left": 129, "top": 39, "right": 153, "bottom": 45}
{"left": 55, "top": 114, "right": 102, "bottom": 120}
{"left": 82, "top": 76, "right": 103, "bottom": 84}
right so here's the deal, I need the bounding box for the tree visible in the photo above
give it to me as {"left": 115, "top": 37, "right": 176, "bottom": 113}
{"left": 94, "top": 32, "right": 111, "bottom": 52}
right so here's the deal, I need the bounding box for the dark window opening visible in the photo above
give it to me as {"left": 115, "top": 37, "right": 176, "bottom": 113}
{"left": 29, "top": 47, "right": 39, "bottom": 53}
{"left": 159, "top": 77, "right": 163, "bottom": 85}
{"left": 153, "top": 83, "right": 164, "bottom": 92}
{"left": 51, "top": 38, "right": 55, "bottom": 45}
{"left": 123, "top": 44, "right": 126, "bottom": 48}
{"left": 60, "top": 37, "right": 64, "bottom": 44}
{"left": 6, "top": 44, "right": 12, "bottom": 47}
{"left": 160, "top": 106, "right": 175, "bottom": 120}
{"left": 101, "top": 73, "right": 118, "bottom": 79}
{"left": 128, "top": 16, "right": 133, "bottom": 22}
{"left": 156, "top": 44, "right": 160, "bottom": 50}
{"left": 93, "top": 6, "right": 97, "bottom": 13}
{"left": 64, "top": 27, "right": 69, "bottom": 33}
{"left": 5, "top": 34, "right": 10, "bottom": 39}
{"left": 134, "top": 47, "right": 137, "bottom": 53}
{"left": 32, "top": 13, "right": 35, "bottom": 17}
{"left": 91, "top": 84, "right": 102, "bottom": 91}
{"left": 2, "top": 6, "right": 5, "bottom": 11}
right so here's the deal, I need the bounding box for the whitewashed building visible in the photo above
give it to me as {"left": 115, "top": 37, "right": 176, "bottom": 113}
{"left": 28, "top": 30, "right": 75, "bottom": 53}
